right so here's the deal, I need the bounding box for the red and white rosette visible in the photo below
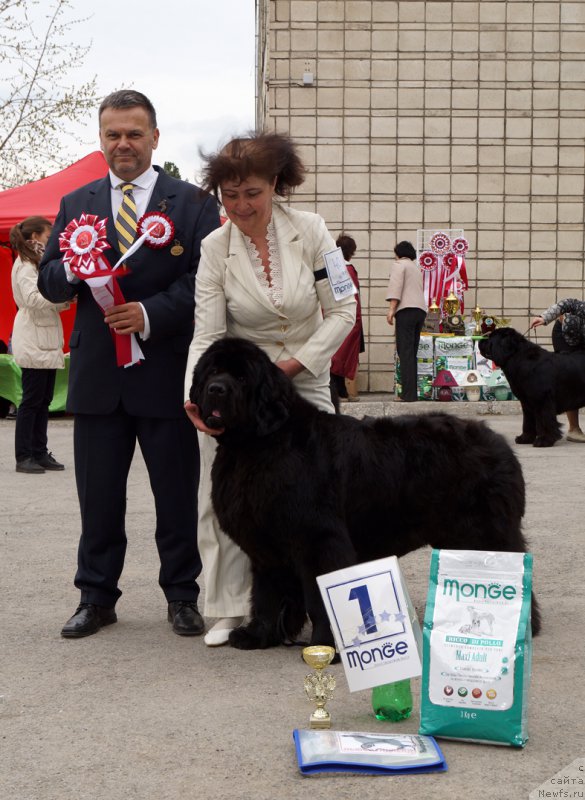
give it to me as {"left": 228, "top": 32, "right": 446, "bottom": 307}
{"left": 419, "top": 251, "right": 438, "bottom": 272}
{"left": 440, "top": 251, "right": 458, "bottom": 304}
{"left": 59, "top": 213, "right": 111, "bottom": 278}
{"left": 419, "top": 250, "right": 440, "bottom": 309}
{"left": 137, "top": 212, "right": 175, "bottom": 249}
{"left": 429, "top": 232, "right": 451, "bottom": 256}
{"left": 443, "top": 252, "right": 457, "bottom": 271}
{"left": 450, "top": 238, "right": 469, "bottom": 310}
{"left": 59, "top": 213, "right": 143, "bottom": 368}
{"left": 440, "top": 250, "right": 470, "bottom": 312}
{"left": 452, "top": 237, "right": 469, "bottom": 256}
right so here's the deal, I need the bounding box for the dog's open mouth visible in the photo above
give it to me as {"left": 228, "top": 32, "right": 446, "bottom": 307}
{"left": 205, "top": 409, "right": 225, "bottom": 430}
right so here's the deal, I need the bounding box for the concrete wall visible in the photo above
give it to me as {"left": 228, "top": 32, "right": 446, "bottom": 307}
{"left": 258, "top": 0, "right": 585, "bottom": 391}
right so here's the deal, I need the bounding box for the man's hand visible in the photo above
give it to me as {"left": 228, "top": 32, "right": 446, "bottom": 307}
{"left": 386, "top": 310, "right": 395, "bottom": 326}
{"left": 184, "top": 401, "right": 224, "bottom": 436}
{"left": 104, "top": 302, "right": 145, "bottom": 335}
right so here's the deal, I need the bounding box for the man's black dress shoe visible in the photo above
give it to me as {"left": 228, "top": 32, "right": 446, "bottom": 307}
{"left": 16, "top": 457, "right": 45, "bottom": 474}
{"left": 61, "top": 603, "right": 117, "bottom": 638}
{"left": 168, "top": 601, "right": 204, "bottom": 636}
{"left": 36, "top": 452, "right": 65, "bottom": 471}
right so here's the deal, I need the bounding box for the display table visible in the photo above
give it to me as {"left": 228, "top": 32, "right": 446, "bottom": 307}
{"left": 395, "top": 334, "right": 511, "bottom": 401}
{"left": 0, "top": 354, "right": 70, "bottom": 412}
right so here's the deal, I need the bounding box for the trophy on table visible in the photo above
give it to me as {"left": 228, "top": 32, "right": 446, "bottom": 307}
{"left": 472, "top": 305, "right": 483, "bottom": 336}
{"left": 302, "top": 645, "right": 336, "bottom": 729}
{"left": 423, "top": 298, "right": 441, "bottom": 333}
{"left": 442, "top": 290, "right": 460, "bottom": 317}
{"left": 442, "top": 291, "right": 465, "bottom": 334}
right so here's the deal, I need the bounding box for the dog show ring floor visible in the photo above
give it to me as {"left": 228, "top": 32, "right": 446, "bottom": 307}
{"left": 0, "top": 399, "right": 582, "bottom": 800}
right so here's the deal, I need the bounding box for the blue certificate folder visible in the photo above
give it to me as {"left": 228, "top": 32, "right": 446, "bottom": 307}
{"left": 293, "top": 729, "right": 447, "bottom": 776}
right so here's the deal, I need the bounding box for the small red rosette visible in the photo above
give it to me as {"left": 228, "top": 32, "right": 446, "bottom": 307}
{"left": 452, "top": 237, "right": 469, "bottom": 256}
{"left": 419, "top": 251, "right": 438, "bottom": 271}
{"left": 443, "top": 252, "right": 457, "bottom": 270}
{"left": 137, "top": 212, "right": 175, "bottom": 249}
{"left": 59, "top": 213, "right": 111, "bottom": 277}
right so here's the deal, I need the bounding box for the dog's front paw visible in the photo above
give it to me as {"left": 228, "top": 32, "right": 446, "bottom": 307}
{"left": 515, "top": 433, "right": 535, "bottom": 444}
{"left": 228, "top": 626, "right": 262, "bottom": 649}
{"left": 533, "top": 436, "right": 555, "bottom": 448}
{"left": 228, "top": 620, "right": 279, "bottom": 650}
{"left": 309, "top": 626, "right": 336, "bottom": 651}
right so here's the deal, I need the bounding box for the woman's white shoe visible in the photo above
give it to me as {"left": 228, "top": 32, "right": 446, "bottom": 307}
{"left": 203, "top": 617, "right": 244, "bottom": 646}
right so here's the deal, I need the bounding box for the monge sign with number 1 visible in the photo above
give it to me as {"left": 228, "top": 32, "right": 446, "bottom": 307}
{"left": 317, "top": 556, "right": 423, "bottom": 693}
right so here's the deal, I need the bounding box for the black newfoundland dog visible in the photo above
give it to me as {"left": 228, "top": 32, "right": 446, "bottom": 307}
{"left": 190, "top": 338, "right": 541, "bottom": 651}
{"left": 479, "top": 327, "right": 585, "bottom": 447}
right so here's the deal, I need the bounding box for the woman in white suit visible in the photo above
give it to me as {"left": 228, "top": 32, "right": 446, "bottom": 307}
{"left": 184, "top": 132, "right": 356, "bottom": 645}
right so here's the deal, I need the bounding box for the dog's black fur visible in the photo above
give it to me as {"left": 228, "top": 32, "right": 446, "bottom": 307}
{"left": 190, "top": 337, "right": 541, "bottom": 651}
{"left": 479, "top": 327, "right": 585, "bottom": 447}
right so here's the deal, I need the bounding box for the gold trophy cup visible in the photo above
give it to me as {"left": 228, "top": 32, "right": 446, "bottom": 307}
{"left": 443, "top": 291, "right": 460, "bottom": 316}
{"left": 472, "top": 305, "right": 483, "bottom": 335}
{"left": 302, "top": 645, "right": 336, "bottom": 729}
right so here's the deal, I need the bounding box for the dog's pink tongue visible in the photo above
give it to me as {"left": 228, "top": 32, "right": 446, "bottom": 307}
{"left": 211, "top": 410, "right": 221, "bottom": 418}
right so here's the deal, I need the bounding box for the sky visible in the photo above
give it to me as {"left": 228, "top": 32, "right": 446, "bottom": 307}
{"left": 50, "top": 0, "right": 256, "bottom": 183}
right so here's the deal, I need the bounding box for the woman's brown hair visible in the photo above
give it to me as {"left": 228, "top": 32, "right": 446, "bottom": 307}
{"left": 336, "top": 234, "right": 357, "bottom": 262}
{"left": 9, "top": 216, "right": 52, "bottom": 269}
{"left": 202, "top": 131, "right": 306, "bottom": 199}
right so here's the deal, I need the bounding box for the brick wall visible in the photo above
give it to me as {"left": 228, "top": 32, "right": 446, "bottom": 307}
{"left": 259, "top": 0, "right": 585, "bottom": 391}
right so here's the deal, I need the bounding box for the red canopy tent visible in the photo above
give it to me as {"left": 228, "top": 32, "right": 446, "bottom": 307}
{"left": 0, "top": 151, "right": 108, "bottom": 348}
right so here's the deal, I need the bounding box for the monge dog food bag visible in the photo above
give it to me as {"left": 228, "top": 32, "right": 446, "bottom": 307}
{"left": 419, "top": 549, "right": 533, "bottom": 747}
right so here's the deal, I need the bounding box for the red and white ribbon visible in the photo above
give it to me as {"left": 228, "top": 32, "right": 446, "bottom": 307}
{"left": 85, "top": 275, "right": 144, "bottom": 367}
{"left": 419, "top": 250, "right": 439, "bottom": 309}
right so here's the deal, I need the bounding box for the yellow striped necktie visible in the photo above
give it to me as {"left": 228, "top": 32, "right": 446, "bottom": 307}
{"left": 115, "top": 183, "right": 138, "bottom": 253}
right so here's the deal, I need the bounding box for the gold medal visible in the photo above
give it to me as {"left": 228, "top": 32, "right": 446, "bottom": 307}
{"left": 170, "top": 241, "right": 184, "bottom": 256}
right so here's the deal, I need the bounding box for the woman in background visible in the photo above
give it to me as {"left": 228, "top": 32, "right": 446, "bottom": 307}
{"left": 386, "top": 241, "right": 427, "bottom": 402}
{"left": 330, "top": 234, "right": 364, "bottom": 402}
{"left": 531, "top": 297, "right": 585, "bottom": 443}
{"left": 10, "top": 217, "right": 69, "bottom": 473}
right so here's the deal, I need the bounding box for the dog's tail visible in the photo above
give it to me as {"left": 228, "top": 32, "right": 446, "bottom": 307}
{"left": 531, "top": 592, "right": 542, "bottom": 636}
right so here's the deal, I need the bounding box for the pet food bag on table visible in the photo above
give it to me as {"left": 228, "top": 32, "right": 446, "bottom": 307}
{"left": 394, "top": 336, "right": 435, "bottom": 400}
{"left": 434, "top": 337, "right": 474, "bottom": 400}
{"left": 419, "top": 549, "right": 533, "bottom": 747}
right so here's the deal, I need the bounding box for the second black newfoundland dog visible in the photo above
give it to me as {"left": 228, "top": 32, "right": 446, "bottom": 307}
{"left": 190, "top": 338, "right": 541, "bottom": 651}
{"left": 479, "top": 327, "right": 585, "bottom": 447}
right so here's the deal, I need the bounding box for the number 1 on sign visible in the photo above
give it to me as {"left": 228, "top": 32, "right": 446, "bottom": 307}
{"left": 348, "top": 584, "right": 378, "bottom": 634}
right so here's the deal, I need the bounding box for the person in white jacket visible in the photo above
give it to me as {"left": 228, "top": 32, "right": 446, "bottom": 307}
{"left": 10, "top": 217, "right": 69, "bottom": 473}
{"left": 184, "top": 132, "right": 356, "bottom": 646}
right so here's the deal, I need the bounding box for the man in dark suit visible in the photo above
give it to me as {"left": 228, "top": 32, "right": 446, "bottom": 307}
{"left": 38, "top": 90, "right": 220, "bottom": 638}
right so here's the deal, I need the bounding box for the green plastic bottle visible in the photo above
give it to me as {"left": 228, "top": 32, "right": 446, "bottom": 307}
{"left": 371, "top": 679, "right": 413, "bottom": 721}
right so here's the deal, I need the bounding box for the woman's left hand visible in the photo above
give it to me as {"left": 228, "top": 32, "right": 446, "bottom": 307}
{"left": 184, "top": 400, "right": 224, "bottom": 436}
{"left": 275, "top": 357, "right": 304, "bottom": 378}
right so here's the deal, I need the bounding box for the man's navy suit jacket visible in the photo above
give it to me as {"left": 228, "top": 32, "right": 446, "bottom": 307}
{"left": 38, "top": 167, "right": 220, "bottom": 418}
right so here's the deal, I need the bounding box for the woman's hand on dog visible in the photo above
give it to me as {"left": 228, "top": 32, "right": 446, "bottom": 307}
{"left": 184, "top": 401, "right": 224, "bottom": 436}
{"left": 530, "top": 315, "right": 545, "bottom": 329}
{"left": 275, "top": 357, "right": 304, "bottom": 379}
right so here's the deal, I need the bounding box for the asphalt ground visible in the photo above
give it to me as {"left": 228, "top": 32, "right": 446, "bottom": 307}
{"left": 0, "top": 401, "right": 582, "bottom": 800}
